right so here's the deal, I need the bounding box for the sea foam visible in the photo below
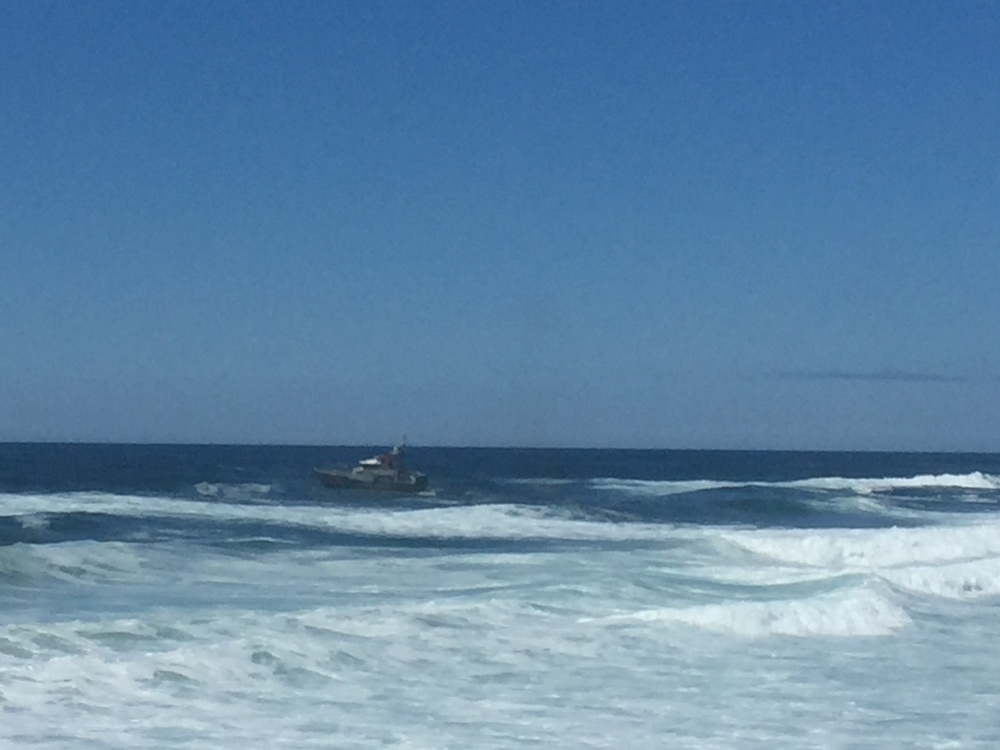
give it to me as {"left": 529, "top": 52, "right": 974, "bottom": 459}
{"left": 722, "top": 520, "right": 1000, "bottom": 569}
{"left": 595, "top": 585, "right": 910, "bottom": 638}
{"left": 591, "top": 472, "right": 1000, "bottom": 497}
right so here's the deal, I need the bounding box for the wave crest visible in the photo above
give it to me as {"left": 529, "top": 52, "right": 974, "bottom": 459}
{"left": 592, "top": 472, "right": 1000, "bottom": 497}
{"left": 597, "top": 586, "right": 909, "bottom": 638}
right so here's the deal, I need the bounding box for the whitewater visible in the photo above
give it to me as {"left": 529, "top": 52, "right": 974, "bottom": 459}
{"left": 2, "top": 444, "right": 999, "bottom": 748}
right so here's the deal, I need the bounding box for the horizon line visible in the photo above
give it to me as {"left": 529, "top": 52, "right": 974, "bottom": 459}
{"left": 1, "top": 440, "right": 997, "bottom": 456}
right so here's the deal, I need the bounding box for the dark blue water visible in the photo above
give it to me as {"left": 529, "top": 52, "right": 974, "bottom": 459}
{"left": 5, "top": 442, "right": 999, "bottom": 489}
{"left": 3, "top": 444, "right": 1000, "bottom": 551}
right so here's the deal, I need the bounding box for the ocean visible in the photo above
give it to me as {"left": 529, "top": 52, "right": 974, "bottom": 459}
{"left": 2, "top": 444, "right": 999, "bottom": 749}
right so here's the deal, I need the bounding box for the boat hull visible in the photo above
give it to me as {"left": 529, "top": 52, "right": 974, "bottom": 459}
{"left": 314, "top": 468, "right": 428, "bottom": 493}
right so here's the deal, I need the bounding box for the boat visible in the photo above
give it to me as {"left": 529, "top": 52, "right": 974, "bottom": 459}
{"left": 314, "top": 443, "right": 428, "bottom": 492}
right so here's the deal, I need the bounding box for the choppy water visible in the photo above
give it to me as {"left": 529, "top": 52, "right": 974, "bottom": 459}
{"left": 2, "top": 444, "right": 1000, "bottom": 748}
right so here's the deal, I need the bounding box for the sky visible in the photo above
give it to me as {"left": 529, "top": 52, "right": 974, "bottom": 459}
{"left": 2, "top": 1, "right": 999, "bottom": 450}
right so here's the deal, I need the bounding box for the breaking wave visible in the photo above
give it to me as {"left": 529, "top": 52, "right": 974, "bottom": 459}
{"left": 595, "top": 585, "right": 910, "bottom": 638}
{"left": 593, "top": 471, "right": 1000, "bottom": 497}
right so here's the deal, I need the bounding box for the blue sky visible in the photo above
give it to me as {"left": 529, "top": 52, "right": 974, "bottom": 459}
{"left": 2, "top": 1, "right": 998, "bottom": 450}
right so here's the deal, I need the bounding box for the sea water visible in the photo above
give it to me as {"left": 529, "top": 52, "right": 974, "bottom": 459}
{"left": 2, "top": 444, "right": 999, "bottom": 748}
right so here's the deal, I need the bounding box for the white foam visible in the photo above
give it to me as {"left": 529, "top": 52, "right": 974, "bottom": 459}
{"left": 711, "top": 520, "right": 1000, "bottom": 608}
{"left": 721, "top": 521, "right": 1000, "bottom": 570}
{"left": 0, "top": 594, "right": 613, "bottom": 748}
{"left": 590, "top": 472, "right": 1000, "bottom": 497}
{"left": 782, "top": 472, "right": 1000, "bottom": 495}
{"left": 0, "top": 541, "right": 171, "bottom": 590}
{"left": 501, "top": 478, "right": 577, "bottom": 486}
{"left": 592, "top": 478, "right": 742, "bottom": 496}
{"left": 318, "top": 504, "right": 680, "bottom": 542}
{"left": 881, "top": 557, "right": 1000, "bottom": 600}
{"left": 0, "top": 491, "right": 686, "bottom": 544}
{"left": 194, "top": 482, "right": 272, "bottom": 499}
{"left": 596, "top": 586, "right": 910, "bottom": 638}
{"left": 17, "top": 512, "right": 50, "bottom": 530}
{"left": 2, "top": 536, "right": 999, "bottom": 749}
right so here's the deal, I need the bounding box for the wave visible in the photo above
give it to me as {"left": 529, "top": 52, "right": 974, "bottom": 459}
{"left": 592, "top": 585, "right": 909, "bottom": 638}
{"left": 881, "top": 557, "right": 1000, "bottom": 600}
{"left": 716, "top": 520, "right": 1000, "bottom": 602}
{"left": 592, "top": 478, "right": 742, "bottom": 496}
{"left": 0, "top": 491, "right": 682, "bottom": 546}
{"left": 783, "top": 471, "right": 1000, "bottom": 495}
{"left": 721, "top": 520, "right": 1000, "bottom": 569}
{"left": 194, "top": 482, "right": 273, "bottom": 500}
{"left": 592, "top": 471, "right": 1000, "bottom": 497}
{"left": 4, "top": 489, "right": 1000, "bottom": 607}
{"left": 2, "top": 485, "right": 999, "bottom": 552}
{"left": 0, "top": 540, "right": 151, "bottom": 585}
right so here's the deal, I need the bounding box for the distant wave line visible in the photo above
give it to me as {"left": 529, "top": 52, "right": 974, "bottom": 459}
{"left": 591, "top": 471, "right": 1000, "bottom": 496}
